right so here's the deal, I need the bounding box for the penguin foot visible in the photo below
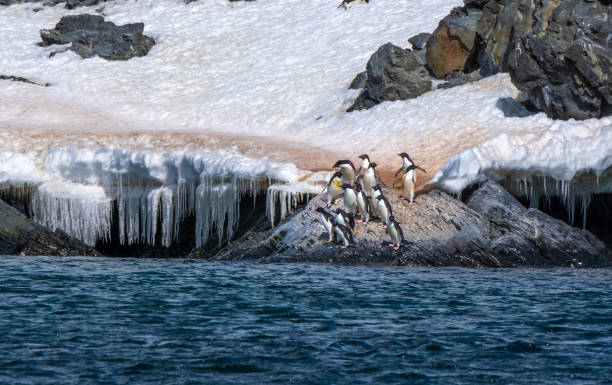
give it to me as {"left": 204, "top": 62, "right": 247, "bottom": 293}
{"left": 393, "top": 245, "right": 400, "bottom": 251}
{"left": 339, "top": 245, "right": 348, "bottom": 249}
{"left": 325, "top": 240, "right": 334, "bottom": 243}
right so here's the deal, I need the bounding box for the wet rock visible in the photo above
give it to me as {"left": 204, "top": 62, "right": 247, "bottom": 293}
{"left": 348, "top": 43, "right": 431, "bottom": 111}
{"left": 211, "top": 181, "right": 610, "bottom": 267}
{"left": 425, "top": 6, "right": 482, "bottom": 78}
{"left": 0, "top": 199, "right": 101, "bottom": 256}
{"left": 507, "top": 0, "right": 612, "bottom": 120}
{"left": 408, "top": 32, "right": 430, "bottom": 50}
{"left": 346, "top": 90, "right": 379, "bottom": 112}
{"left": 40, "top": 14, "right": 155, "bottom": 61}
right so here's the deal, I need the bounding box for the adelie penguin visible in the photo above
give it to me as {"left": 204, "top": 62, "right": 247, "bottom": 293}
{"left": 341, "top": 183, "right": 358, "bottom": 216}
{"left": 337, "top": 0, "right": 369, "bottom": 10}
{"left": 315, "top": 207, "right": 336, "bottom": 243}
{"left": 334, "top": 208, "right": 355, "bottom": 231}
{"left": 372, "top": 184, "right": 392, "bottom": 227}
{"left": 386, "top": 215, "right": 404, "bottom": 251}
{"left": 393, "top": 153, "right": 427, "bottom": 204}
{"left": 362, "top": 161, "right": 383, "bottom": 196}
{"left": 357, "top": 154, "right": 371, "bottom": 176}
{"left": 334, "top": 223, "right": 354, "bottom": 249}
{"left": 354, "top": 183, "right": 370, "bottom": 223}
{"left": 322, "top": 171, "right": 344, "bottom": 207}
{"left": 333, "top": 160, "right": 356, "bottom": 185}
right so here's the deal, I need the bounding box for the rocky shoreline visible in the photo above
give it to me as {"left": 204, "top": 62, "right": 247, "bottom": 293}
{"left": 4, "top": 180, "right": 607, "bottom": 267}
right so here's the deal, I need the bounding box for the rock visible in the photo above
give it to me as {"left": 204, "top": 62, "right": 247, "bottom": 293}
{"left": 507, "top": 0, "right": 612, "bottom": 120}
{"left": 408, "top": 32, "right": 430, "bottom": 50}
{"left": 0, "top": 199, "right": 101, "bottom": 256}
{"left": 465, "top": 181, "right": 608, "bottom": 267}
{"left": 425, "top": 6, "right": 482, "bottom": 78}
{"left": 348, "top": 71, "right": 367, "bottom": 89}
{"left": 40, "top": 14, "right": 155, "bottom": 61}
{"left": 0, "top": 0, "right": 110, "bottom": 7}
{"left": 0, "top": 74, "right": 49, "bottom": 87}
{"left": 436, "top": 70, "right": 483, "bottom": 89}
{"left": 347, "top": 43, "right": 431, "bottom": 111}
{"left": 207, "top": 181, "right": 610, "bottom": 267}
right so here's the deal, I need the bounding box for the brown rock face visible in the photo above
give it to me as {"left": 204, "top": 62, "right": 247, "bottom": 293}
{"left": 425, "top": 7, "right": 482, "bottom": 78}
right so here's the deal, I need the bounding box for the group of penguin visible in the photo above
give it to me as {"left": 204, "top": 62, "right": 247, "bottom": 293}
{"left": 316, "top": 153, "right": 427, "bottom": 251}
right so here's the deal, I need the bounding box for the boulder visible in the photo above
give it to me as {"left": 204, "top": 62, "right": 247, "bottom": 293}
{"left": 348, "top": 71, "right": 367, "bottom": 89}
{"left": 0, "top": 199, "right": 101, "bottom": 256}
{"left": 347, "top": 43, "right": 431, "bottom": 111}
{"left": 425, "top": 6, "right": 482, "bottom": 78}
{"left": 408, "top": 32, "right": 430, "bottom": 50}
{"left": 40, "top": 14, "right": 155, "bottom": 61}
{"left": 206, "top": 181, "right": 610, "bottom": 267}
{"left": 436, "top": 70, "right": 483, "bottom": 89}
{"left": 507, "top": 0, "right": 612, "bottom": 120}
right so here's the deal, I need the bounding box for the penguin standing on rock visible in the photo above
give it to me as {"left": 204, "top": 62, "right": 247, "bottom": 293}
{"left": 333, "top": 160, "right": 357, "bottom": 185}
{"left": 337, "top": 0, "right": 369, "bottom": 10}
{"left": 334, "top": 208, "right": 355, "bottom": 231}
{"left": 357, "top": 154, "right": 371, "bottom": 176}
{"left": 393, "top": 155, "right": 427, "bottom": 204}
{"left": 341, "top": 183, "right": 358, "bottom": 216}
{"left": 354, "top": 183, "right": 370, "bottom": 223}
{"left": 315, "top": 207, "right": 336, "bottom": 243}
{"left": 323, "top": 171, "right": 344, "bottom": 207}
{"left": 334, "top": 223, "right": 353, "bottom": 248}
{"left": 372, "top": 185, "right": 392, "bottom": 227}
{"left": 386, "top": 215, "right": 404, "bottom": 250}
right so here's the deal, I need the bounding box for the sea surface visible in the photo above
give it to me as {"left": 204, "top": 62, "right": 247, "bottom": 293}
{"left": 0, "top": 257, "right": 610, "bottom": 385}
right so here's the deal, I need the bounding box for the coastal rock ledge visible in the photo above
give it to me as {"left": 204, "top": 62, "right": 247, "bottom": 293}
{"left": 206, "top": 181, "right": 611, "bottom": 267}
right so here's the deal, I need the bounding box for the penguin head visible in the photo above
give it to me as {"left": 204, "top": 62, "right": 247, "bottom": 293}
{"left": 341, "top": 183, "right": 353, "bottom": 190}
{"left": 358, "top": 154, "right": 370, "bottom": 161}
{"left": 389, "top": 215, "right": 399, "bottom": 224}
{"left": 333, "top": 160, "right": 355, "bottom": 170}
{"left": 354, "top": 183, "right": 362, "bottom": 192}
{"left": 316, "top": 207, "right": 328, "bottom": 214}
{"left": 373, "top": 184, "right": 382, "bottom": 191}
{"left": 370, "top": 162, "right": 378, "bottom": 169}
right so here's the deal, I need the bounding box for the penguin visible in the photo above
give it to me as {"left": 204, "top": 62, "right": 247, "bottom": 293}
{"left": 333, "top": 160, "right": 356, "bottom": 185}
{"left": 337, "top": 0, "right": 369, "bottom": 10}
{"left": 361, "top": 161, "right": 378, "bottom": 196}
{"left": 357, "top": 154, "right": 371, "bottom": 176}
{"left": 322, "top": 171, "right": 344, "bottom": 207}
{"left": 334, "top": 223, "right": 354, "bottom": 248}
{"left": 386, "top": 215, "right": 404, "bottom": 250}
{"left": 315, "top": 207, "right": 336, "bottom": 243}
{"left": 395, "top": 152, "right": 414, "bottom": 176}
{"left": 369, "top": 184, "right": 382, "bottom": 219}
{"left": 354, "top": 183, "right": 370, "bottom": 223}
{"left": 372, "top": 185, "right": 393, "bottom": 227}
{"left": 341, "top": 183, "right": 358, "bottom": 216}
{"left": 393, "top": 160, "right": 427, "bottom": 204}
{"left": 334, "top": 208, "right": 355, "bottom": 231}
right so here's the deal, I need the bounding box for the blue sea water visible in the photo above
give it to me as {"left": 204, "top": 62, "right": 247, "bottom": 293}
{"left": 0, "top": 257, "right": 610, "bottom": 385}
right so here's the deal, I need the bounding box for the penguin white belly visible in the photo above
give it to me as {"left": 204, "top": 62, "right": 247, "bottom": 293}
{"left": 356, "top": 193, "right": 369, "bottom": 222}
{"left": 377, "top": 199, "right": 390, "bottom": 224}
{"left": 403, "top": 170, "right": 416, "bottom": 202}
{"left": 386, "top": 223, "right": 401, "bottom": 247}
{"left": 344, "top": 189, "right": 358, "bottom": 215}
{"left": 318, "top": 215, "right": 333, "bottom": 241}
{"left": 363, "top": 171, "right": 376, "bottom": 195}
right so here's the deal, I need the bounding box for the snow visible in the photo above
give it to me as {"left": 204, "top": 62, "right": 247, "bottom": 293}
{"left": 0, "top": 0, "right": 611, "bottom": 244}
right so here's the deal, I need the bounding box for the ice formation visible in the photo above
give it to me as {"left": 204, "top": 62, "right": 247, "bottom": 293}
{"left": 429, "top": 123, "right": 612, "bottom": 226}
{"left": 0, "top": 147, "right": 322, "bottom": 247}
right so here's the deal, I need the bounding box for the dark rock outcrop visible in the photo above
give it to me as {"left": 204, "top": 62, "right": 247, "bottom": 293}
{"left": 408, "top": 32, "right": 430, "bottom": 51}
{"left": 40, "top": 14, "right": 155, "bottom": 61}
{"left": 507, "top": 0, "right": 612, "bottom": 120}
{"left": 426, "top": 0, "right": 611, "bottom": 120}
{"left": 206, "top": 181, "right": 610, "bottom": 267}
{"left": 425, "top": 6, "right": 482, "bottom": 78}
{"left": 436, "top": 70, "right": 483, "bottom": 90}
{"left": 348, "top": 43, "right": 431, "bottom": 111}
{"left": 0, "top": 75, "right": 49, "bottom": 87}
{"left": 0, "top": 0, "right": 109, "bottom": 8}
{"left": 0, "top": 199, "right": 101, "bottom": 256}
{"left": 348, "top": 71, "right": 367, "bottom": 89}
